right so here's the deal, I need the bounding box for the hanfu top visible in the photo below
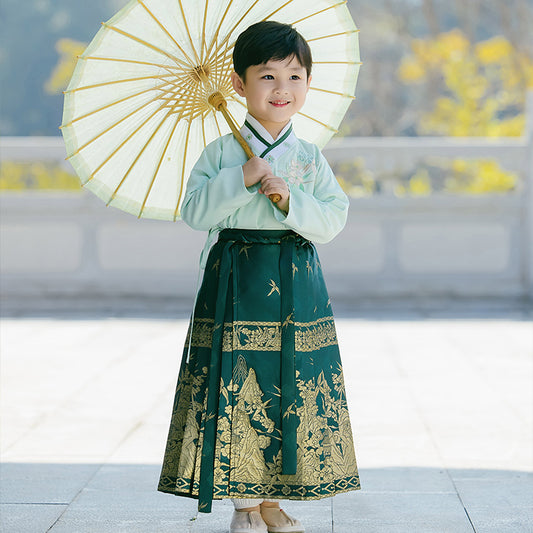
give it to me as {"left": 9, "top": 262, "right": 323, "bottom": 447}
{"left": 181, "top": 113, "right": 349, "bottom": 265}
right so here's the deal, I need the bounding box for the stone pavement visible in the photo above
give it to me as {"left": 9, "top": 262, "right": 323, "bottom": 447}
{"left": 1, "top": 303, "right": 532, "bottom": 533}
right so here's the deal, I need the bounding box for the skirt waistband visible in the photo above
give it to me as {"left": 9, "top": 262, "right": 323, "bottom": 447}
{"left": 217, "top": 228, "right": 310, "bottom": 245}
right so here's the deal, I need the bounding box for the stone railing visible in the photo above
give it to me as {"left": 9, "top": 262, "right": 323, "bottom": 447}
{"left": 1, "top": 93, "right": 532, "bottom": 308}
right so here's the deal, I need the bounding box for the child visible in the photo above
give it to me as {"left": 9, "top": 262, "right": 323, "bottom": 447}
{"left": 158, "top": 20, "right": 360, "bottom": 533}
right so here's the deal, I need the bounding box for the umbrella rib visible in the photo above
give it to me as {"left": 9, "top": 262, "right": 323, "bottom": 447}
{"left": 110, "top": 106, "right": 174, "bottom": 203}
{"left": 290, "top": 1, "right": 347, "bottom": 26}
{"left": 102, "top": 23, "right": 190, "bottom": 69}
{"left": 296, "top": 111, "right": 338, "bottom": 132}
{"left": 210, "top": 0, "right": 298, "bottom": 65}
{"left": 139, "top": 114, "right": 182, "bottom": 217}
{"left": 306, "top": 30, "right": 360, "bottom": 43}
{"left": 211, "top": 43, "right": 233, "bottom": 89}
{"left": 202, "top": 116, "right": 207, "bottom": 149}
{"left": 208, "top": 0, "right": 263, "bottom": 60}
{"left": 83, "top": 55, "right": 181, "bottom": 71}
{"left": 205, "top": 0, "right": 237, "bottom": 60}
{"left": 230, "top": 96, "right": 247, "bottom": 111}
{"left": 212, "top": 109, "right": 223, "bottom": 138}
{"left": 88, "top": 103, "right": 168, "bottom": 184}
{"left": 177, "top": 0, "right": 201, "bottom": 65}
{"left": 137, "top": 0, "right": 197, "bottom": 67}
{"left": 66, "top": 91, "right": 169, "bottom": 157}
{"left": 64, "top": 73, "right": 174, "bottom": 94}
{"left": 201, "top": 0, "right": 210, "bottom": 63}
{"left": 174, "top": 118, "right": 193, "bottom": 221}
{"left": 309, "top": 86, "right": 356, "bottom": 99}
{"left": 61, "top": 85, "right": 166, "bottom": 128}
{"left": 259, "top": 0, "right": 298, "bottom": 22}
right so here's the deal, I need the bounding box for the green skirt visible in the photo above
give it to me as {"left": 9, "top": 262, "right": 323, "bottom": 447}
{"left": 158, "top": 229, "right": 360, "bottom": 513}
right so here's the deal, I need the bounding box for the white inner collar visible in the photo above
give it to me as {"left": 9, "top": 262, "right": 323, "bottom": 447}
{"left": 245, "top": 113, "right": 292, "bottom": 145}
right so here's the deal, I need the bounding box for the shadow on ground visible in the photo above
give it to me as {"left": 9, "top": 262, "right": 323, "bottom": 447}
{"left": 1, "top": 464, "right": 532, "bottom": 533}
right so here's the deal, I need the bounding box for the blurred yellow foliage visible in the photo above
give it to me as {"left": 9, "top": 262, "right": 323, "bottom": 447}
{"left": 45, "top": 38, "right": 86, "bottom": 95}
{"left": 335, "top": 159, "right": 376, "bottom": 197}
{"left": 398, "top": 29, "right": 533, "bottom": 136}
{"left": 446, "top": 158, "right": 517, "bottom": 193}
{"left": 335, "top": 156, "right": 517, "bottom": 198}
{"left": 0, "top": 161, "right": 80, "bottom": 190}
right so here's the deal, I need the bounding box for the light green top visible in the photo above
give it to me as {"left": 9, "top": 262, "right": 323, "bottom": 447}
{"left": 181, "top": 114, "right": 349, "bottom": 266}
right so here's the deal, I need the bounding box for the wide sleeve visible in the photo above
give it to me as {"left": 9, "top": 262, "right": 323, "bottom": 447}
{"left": 180, "top": 138, "right": 256, "bottom": 231}
{"left": 272, "top": 147, "right": 349, "bottom": 243}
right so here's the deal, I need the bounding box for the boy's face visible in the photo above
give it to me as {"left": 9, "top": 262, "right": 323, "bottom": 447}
{"left": 231, "top": 55, "right": 312, "bottom": 138}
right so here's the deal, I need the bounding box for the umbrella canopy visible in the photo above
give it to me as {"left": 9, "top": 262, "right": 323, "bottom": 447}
{"left": 61, "top": 0, "right": 361, "bottom": 221}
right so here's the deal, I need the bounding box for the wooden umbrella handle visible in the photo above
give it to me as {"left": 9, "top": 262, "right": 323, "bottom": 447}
{"left": 208, "top": 92, "right": 281, "bottom": 203}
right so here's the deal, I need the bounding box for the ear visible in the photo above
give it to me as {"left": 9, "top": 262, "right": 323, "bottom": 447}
{"left": 231, "top": 71, "right": 246, "bottom": 97}
{"left": 306, "top": 74, "right": 312, "bottom": 92}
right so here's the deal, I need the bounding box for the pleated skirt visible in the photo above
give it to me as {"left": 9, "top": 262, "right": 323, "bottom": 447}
{"left": 158, "top": 229, "right": 360, "bottom": 513}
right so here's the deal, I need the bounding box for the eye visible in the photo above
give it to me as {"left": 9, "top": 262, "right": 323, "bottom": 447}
{"left": 290, "top": 75, "right": 301, "bottom": 80}
{"left": 262, "top": 75, "right": 274, "bottom": 80}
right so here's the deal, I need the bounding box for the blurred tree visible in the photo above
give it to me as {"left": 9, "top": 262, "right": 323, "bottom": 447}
{"left": 45, "top": 38, "right": 87, "bottom": 95}
{"left": 398, "top": 29, "right": 533, "bottom": 136}
{"left": 1, "top": 0, "right": 532, "bottom": 136}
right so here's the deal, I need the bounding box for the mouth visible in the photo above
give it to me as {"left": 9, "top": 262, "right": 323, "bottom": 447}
{"left": 270, "top": 100, "right": 290, "bottom": 107}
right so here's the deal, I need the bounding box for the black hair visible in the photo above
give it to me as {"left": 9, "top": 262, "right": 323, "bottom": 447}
{"left": 233, "top": 21, "right": 312, "bottom": 82}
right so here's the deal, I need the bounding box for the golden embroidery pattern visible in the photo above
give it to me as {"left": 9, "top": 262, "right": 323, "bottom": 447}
{"left": 158, "top": 354, "right": 360, "bottom": 501}
{"left": 187, "top": 317, "right": 338, "bottom": 353}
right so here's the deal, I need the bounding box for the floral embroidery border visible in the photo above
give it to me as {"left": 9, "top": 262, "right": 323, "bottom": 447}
{"left": 188, "top": 317, "right": 338, "bottom": 352}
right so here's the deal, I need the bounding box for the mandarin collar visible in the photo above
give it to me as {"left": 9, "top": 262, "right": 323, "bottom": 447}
{"left": 239, "top": 113, "right": 297, "bottom": 163}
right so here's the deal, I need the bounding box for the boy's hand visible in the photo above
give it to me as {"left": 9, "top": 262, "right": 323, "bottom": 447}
{"left": 259, "top": 175, "right": 290, "bottom": 213}
{"left": 242, "top": 157, "right": 272, "bottom": 188}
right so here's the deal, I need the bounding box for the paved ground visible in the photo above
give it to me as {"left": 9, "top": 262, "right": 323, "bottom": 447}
{"left": 1, "top": 302, "right": 532, "bottom": 533}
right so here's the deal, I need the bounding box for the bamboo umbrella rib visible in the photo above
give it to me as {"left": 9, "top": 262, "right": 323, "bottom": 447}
{"left": 310, "top": 86, "right": 356, "bottom": 98}
{"left": 297, "top": 111, "right": 338, "bottom": 132}
{"left": 205, "top": 0, "right": 237, "bottom": 60}
{"left": 222, "top": 0, "right": 304, "bottom": 59}
{"left": 225, "top": 106, "right": 242, "bottom": 134}
{"left": 307, "top": 30, "right": 359, "bottom": 43}
{"left": 177, "top": 0, "right": 201, "bottom": 65}
{"left": 110, "top": 106, "right": 174, "bottom": 202}
{"left": 67, "top": 91, "right": 167, "bottom": 157}
{"left": 137, "top": 0, "right": 197, "bottom": 67}
{"left": 290, "top": 1, "right": 347, "bottom": 25}
{"left": 102, "top": 23, "right": 190, "bottom": 69}
{"left": 201, "top": 0, "right": 210, "bottom": 63}
{"left": 89, "top": 102, "right": 168, "bottom": 185}
{"left": 209, "top": 0, "right": 263, "bottom": 62}
{"left": 174, "top": 117, "right": 193, "bottom": 220}
{"left": 231, "top": 96, "right": 248, "bottom": 111}
{"left": 212, "top": 109, "right": 224, "bottom": 138}
{"left": 166, "top": 77, "right": 205, "bottom": 115}
{"left": 139, "top": 113, "right": 181, "bottom": 217}
{"left": 64, "top": 73, "right": 174, "bottom": 94}
{"left": 83, "top": 55, "right": 181, "bottom": 71}
{"left": 210, "top": 49, "right": 232, "bottom": 91}
{"left": 202, "top": 116, "right": 207, "bottom": 148}
{"left": 171, "top": 86, "right": 200, "bottom": 219}
{"left": 62, "top": 82, "right": 173, "bottom": 128}
{"left": 261, "top": 0, "right": 300, "bottom": 24}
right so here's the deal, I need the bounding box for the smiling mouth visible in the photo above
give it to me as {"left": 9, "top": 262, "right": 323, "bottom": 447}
{"left": 270, "top": 101, "right": 290, "bottom": 107}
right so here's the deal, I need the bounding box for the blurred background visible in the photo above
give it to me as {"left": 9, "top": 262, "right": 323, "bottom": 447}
{"left": 1, "top": 0, "right": 532, "bottom": 312}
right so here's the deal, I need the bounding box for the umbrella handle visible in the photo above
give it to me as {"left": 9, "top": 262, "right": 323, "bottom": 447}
{"left": 208, "top": 92, "right": 281, "bottom": 203}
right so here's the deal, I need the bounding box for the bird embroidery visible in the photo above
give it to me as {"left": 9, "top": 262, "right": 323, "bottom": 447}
{"left": 267, "top": 280, "right": 280, "bottom": 296}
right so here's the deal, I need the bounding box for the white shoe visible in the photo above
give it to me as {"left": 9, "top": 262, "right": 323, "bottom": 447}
{"left": 260, "top": 507, "right": 305, "bottom": 533}
{"left": 229, "top": 510, "right": 268, "bottom": 533}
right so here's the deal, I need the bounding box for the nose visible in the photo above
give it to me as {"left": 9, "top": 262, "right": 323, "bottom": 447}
{"left": 274, "top": 81, "right": 289, "bottom": 95}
